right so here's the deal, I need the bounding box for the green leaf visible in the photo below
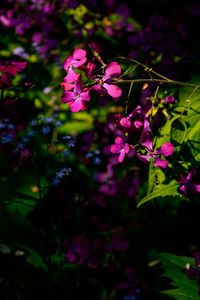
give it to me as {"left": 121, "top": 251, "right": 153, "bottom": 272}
{"left": 159, "top": 252, "right": 199, "bottom": 300}
{"left": 170, "top": 117, "right": 187, "bottom": 146}
{"left": 184, "top": 99, "right": 200, "bottom": 158}
{"left": 121, "top": 64, "right": 138, "bottom": 77}
{"left": 147, "top": 160, "right": 166, "bottom": 194}
{"left": 161, "top": 289, "right": 199, "bottom": 300}
{"left": 137, "top": 180, "right": 181, "bottom": 207}
{"left": 24, "top": 247, "right": 48, "bottom": 272}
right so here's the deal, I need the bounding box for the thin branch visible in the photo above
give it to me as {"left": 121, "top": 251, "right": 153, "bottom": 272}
{"left": 113, "top": 78, "right": 200, "bottom": 89}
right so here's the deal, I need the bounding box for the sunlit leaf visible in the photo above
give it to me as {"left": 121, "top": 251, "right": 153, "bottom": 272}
{"left": 170, "top": 117, "right": 187, "bottom": 146}
{"left": 137, "top": 180, "right": 182, "bottom": 207}
{"left": 160, "top": 252, "right": 199, "bottom": 300}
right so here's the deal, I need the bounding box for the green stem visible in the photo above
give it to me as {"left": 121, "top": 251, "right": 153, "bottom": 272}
{"left": 114, "top": 78, "right": 200, "bottom": 89}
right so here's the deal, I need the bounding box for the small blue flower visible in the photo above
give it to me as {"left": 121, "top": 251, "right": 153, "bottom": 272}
{"left": 29, "top": 120, "right": 37, "bottom": 127}
{"left": 62, "top": 135, "right": 75, "bottom": 147}
{"left": 52, "top": 177, "right": 61, "bottom": 186}
{"left": 63, "top": 149, "right": 71, "bottom": 157}
{"left": 27, "top": 130, "right": 35, "bottom": 137}
{"left": 93, "top": 157, "right": 101, "bottom": 165}
{"left": 21, "top": 136, "right": 29, "bottom": 143}
{"left": 94, "top": 149, "right": 100, "bottom": 155}
{"left": 16, "top": 143, "right": 25, "bottom": 151}
{"left": 85, "top": 152, "right": 93, "bottom": 158}
{"left": 122, "top": 295, "right": 139, "bottom": 300}
{"left": 1, "top": 134, "right": 13, "bottom": 144}
{"left": 41, "top": 126, "right": 51, "bottom": 135}
{"left": 55, "top": 120, "right": 62, "bottom": 127}
{"left": 45, "top": 117, "right": 53, "bottom": 123}
{"left": 7, "top": 124, "right": 15, "bottom": 130}
{"left": 56, "top": 167, "right": 72, "bottom": 178}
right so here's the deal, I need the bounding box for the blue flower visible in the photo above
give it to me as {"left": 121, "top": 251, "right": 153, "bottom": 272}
{"left": 52, "top": 177, "right": 61, "bottom": 186}
{"left": 85, "top": 152, "right": 93, "bottom": 158}
{"left": 1, "top": 134, "right": 13, "bottom": 144}
{"left": 29, "top": 120, "right": 37, "bottom": 127}
{"left": 62, "top": 135, "right": 75, "bottom": 147}
{"left": 93, "top": 157, "right": 101, "bottom": 165}
{"left": 63, "top": 149, "right": 71, "bottom": 157}
{"left": 122, "top": 295, "right": 139, "bottom": 300}
{"left": 41, "top": 126, "right": 51, "bottom": 135}
{"left": 21, "top": 136, "right": 29, "bottom": 143}
{"left": 27, "top": 130, "right": 35, "bottom": 137}
{"left": 16, "top": 143, "right": 25, "bottom": 151}
{"left": 55, "top": 120, "right": 62, "bottom": 127}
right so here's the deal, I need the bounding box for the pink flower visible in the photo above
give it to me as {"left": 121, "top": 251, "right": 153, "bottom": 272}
{"left": 64, "top": 48, "right": 87, "bottom": 70}
{"left": 0, "top": 61, "right": 27, "bottom": 76}
{"left": 138, "top": 141, "right": 174, "bottom": 168}
{"left": 118, "top": 106, "right": 145, "bottom": 129}
{"left": 179, "top": 170, "right": 200, "bottom": 196}
{"left": 165, "top": 95, "right": 175, "bottom": 103}
{"left": 120, "top": 117, "right": 131, "bottom": 128}
{"left": 64, "top": 235, "right": 89, "bottom": 265}
{"left": 93, "top": 61, "right": 122, "bottom": 98}
{"left": 61, "top": 70, "right": 81, "bottom": 91}
{"left": 110, "top": 137, "right": 130, "bottom": 163}
{"left": 61, "top": 80, "right": 90, "bottom": 112}
{"left": 138, "top": 118, "right": 174, "bottom": 168}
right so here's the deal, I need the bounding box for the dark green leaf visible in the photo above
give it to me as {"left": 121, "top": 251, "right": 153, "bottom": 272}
{"left": 160, "top": 252, "right": 199, "bottom": 300}
{"left": 170, "top": 117, "right": 187, "bottom": 146}
{"left": 25, "top": 247, "right": 48, "bottom": 272}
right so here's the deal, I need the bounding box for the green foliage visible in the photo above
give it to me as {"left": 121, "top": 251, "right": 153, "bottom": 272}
{"left": 22, "top": 246, "right": 48, "bottom": 272}
{"left": 159, "top": 252, "right": 199, "bottom": 300}
{"left": 170, "top": 117, "right": 187, "bottom": 147}
{"left": 137, "top": 180, "right": 182, "bottom": 207}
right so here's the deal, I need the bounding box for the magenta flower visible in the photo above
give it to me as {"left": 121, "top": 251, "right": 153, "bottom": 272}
{"left": 0, "top": 61, "right": 27, "bottom": 76}
{"left": 165, "top": 95, "right": 175, "bottom": 103}
{"left": 64, "top": 235, "right": 89, "bottom": 265}
{"left": 93, "top": 61, "right": 122, "bottom": 98}
{"left": 61, "top": 80, "right": 90, "bottom": 112}
{"left": 138, "top": 118, "right": 174, "bottom": 168}
{"left": 179, "top": 170, "right": 200, "bottom": 196}
{"left": 61, "top": 70, "right": 81, "bottom": 91}
{"left": 109, "top": 235, "right": 129, "bottom": 252}
{"left": 120, "top": 117, "right": 131, "bottom": 128}
{"left": 64, "top": 48, "right": 87, "bottom": 70}
{"left": 139, "top": 140, "right": 174, "bottom": 168}
{"left": 110, "top": 137, "right": 130, "bottom": 163}
{"left": 119, "top": 106, "right": 144, "bottom": 129}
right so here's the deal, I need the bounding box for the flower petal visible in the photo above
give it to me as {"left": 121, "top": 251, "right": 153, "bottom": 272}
{"left": 115, "top": 137, "right": 123, "bottom": 146}
{"left": 158, "top": 142, "right": 174, "bottom": 156}
{"left": 61, "top": 91, "right": 75, "bottom": 103}
{"left": 73, "top": 57, "right": 87, "bottom": 68}
{"left": 103, "top": 83, "right": 122, "bottom": 98}
{"left": 64, "top": 68, "right": 80, "bottom": 83}
{"left": 110, "top": 144, "right": 121, "bottom": 154}
{"left": 193, "top": 184, "right": 200, "bottom": 193}
{"left": 118, "top": 149, "right": 125, "bottom": 162}
{"left": 80, "top": 90, "right": 90, "bottom": 101}
{"left": 105, "top": 61, "right": 121, "bottom": 78}
{"left": 73, "top": 48, "right": 87, "bottom": 60}
{"left": 120, "top": 117, "right": 131, "bottom": 128}
{"left": 70, "top": 99, "right": 84, "bottom": 112}
{"left": 154, "top": 158, "right": 168, "bottom": 168}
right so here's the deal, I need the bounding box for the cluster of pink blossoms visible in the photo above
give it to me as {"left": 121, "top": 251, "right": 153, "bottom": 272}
{"left": 61, "top": 48, "right": 122, "bottom": 112}
{"left": 61, "top": 47, "right": 174, "bottom": 168}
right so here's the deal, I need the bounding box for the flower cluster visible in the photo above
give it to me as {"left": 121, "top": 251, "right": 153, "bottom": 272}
{"left": 61, "top": 48, "right": 174, "bottom": 169}
{"left": 64, "top": 233, "right": 129, "bottom": 268}
{"left": 61, "top": 47, "right": 122, "bottom": 112}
